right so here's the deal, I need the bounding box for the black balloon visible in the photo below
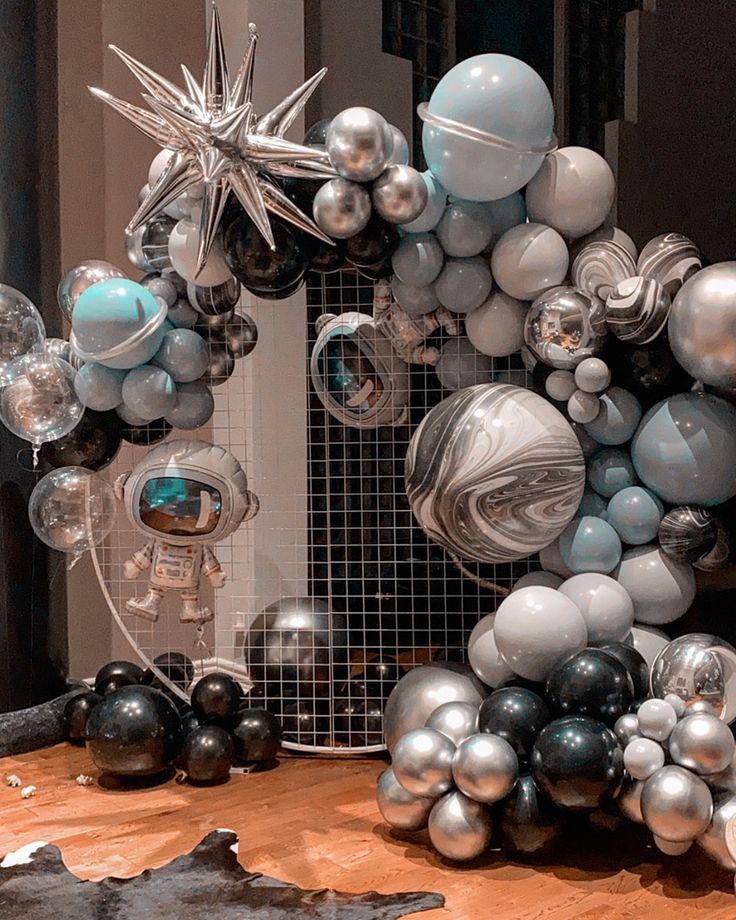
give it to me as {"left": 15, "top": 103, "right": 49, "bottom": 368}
{"left": 182, "top": 725, "right": 234, "bottom": 784}
{"left": 597, "top": 642, "right": 650, "bottom": 700}
{"left": 497, "top": 675, "right": 547, "bottom": 697}
{"left": 231, "top": 708, "right": 282, "bottom": 764}
{"left": 282, "top": 700, "right": 331, "bottom": 745}
{"left": 499, "top": 774, "right": 564, "bottom": 857}
{"left": 38, "top": 409, "right": 122, "bottom": 472}
{"left": 307, "top": 237, "right": 347, "bottom": 274}
{"left": 357, "top": 258, "right": 393, "bottom": 280}
{"left": 180, "top": 709, "right": 201, "bottom": 739}
{"left": 530, "top": 715, "right": 624, "bottom": 811}
{"left": 94, "top": 660, "right": 144, "bottom": 696}
{"left": 344, "top": 215, "right": 399, "bottom": 268}
{"left": 63, "top": 691, "right": 102, "bottom": 745}
{"left": 364, "top": 658, "right": 402, "bottom": 698}
{"left": 191, "top": 673, "right": 242, "bottom": 727}
{"left": 603, "top": 336, "right": 693, "bottom": 408}
{"left": 248, "top": 276, "right": 305, "bottom": 300}
{"left": 334, "top": 697, "right": 383, "bottom": 747}
{"left": 545, "top": 649, "right": 634, "bottom": 726}
{"left": 303, "top": 117, "right": 332, "bottom": 148}
{"left": 85, "top": 685, "right": 182, "bottom": 776}
{"left": 142, "top": 652, "right": 195, "bottom": 691}
{"left": 202, "top": 343, "right": 236, "bottom": 387}
{"left": 120, "top": 418, "right": 172, "bottom": 446}
{"left": 224, "top": 214, "right": 309, "bottom": 294}
{"left": 478, "top": 688, "right": 550, "bottom": 762}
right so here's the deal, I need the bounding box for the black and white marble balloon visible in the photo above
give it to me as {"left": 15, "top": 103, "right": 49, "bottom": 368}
{"left": 605, "top": 276, "right": 671, "bottom": 344}
{"left": 571, "top": 239, "right": 637, "bottom": 302}
{"left": 637, "top": 233, "right": 702, "bottom": 298}
{"left": 658, "top": 505, "right": 731, "bottom": 571}
{"left": 405, "top": 383, "right": 586, "bottom": 563}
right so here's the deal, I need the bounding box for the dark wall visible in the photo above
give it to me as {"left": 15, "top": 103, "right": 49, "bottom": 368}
{"left": 0, "top": 0, "right": 66, "bottom": 711}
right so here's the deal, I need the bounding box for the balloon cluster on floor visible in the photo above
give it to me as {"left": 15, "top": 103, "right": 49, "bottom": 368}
{"left": 64, "top": 657, "right": 281, "bottom": 785}
{"left": 378, "top": 632, "right": 736, "bottom": 873}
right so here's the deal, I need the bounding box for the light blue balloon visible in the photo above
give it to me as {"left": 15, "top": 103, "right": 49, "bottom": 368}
{"left": 74, "top": 363, "right": 126, "bottom": 411}
{"left": 606, "top": 486, "right": 663, "bottom": 545}
{"left": 165, "top": 380, "right": 214, "bottom": 430}
{"left": 575, "top": 487, "right": 608, "bottom": 520}
{"left": 151, "top": 328, "right": 209, "bottom": 383}
{"left": 485, "top": 193, "right": 527, "bottom": 245}
{"left": 435, "top": 199, "right": 493, "bottom": 257}
{"left": 631, "top": 392, "right": 736, "bottom": 507}
{"left": 434, "top": 256, "right": 492, "bottom": 314}
{"left": 584, "top": 387, "right": 642, "bottom": 445}
{"left": 391, "top": 275, "right": 440, "bottom": 317}
{"left": 115, "top": 403, "right": 150, "bottom": 426}
{"left": 422, "top": 54, "right": 554, "bottom": 201}
{"left": 558, "top": 515, "right": 622, "bottom": 574}
{"left": 588, "top": 447, "right": 638, "bottom": 498}
{"left": 400, "top": 170, "right": 447, "bottom": 233}
{"left": 391, "top": 233, "right": 445, "bottom": 287}
{"left": 121, "top": 365, "right": 177, "bottom": 421}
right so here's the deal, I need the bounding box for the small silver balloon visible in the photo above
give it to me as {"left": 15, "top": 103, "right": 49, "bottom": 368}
{"left": 224, "top": 312, "right": 258, "bottom": 359}
{"left": 386, "top": 124, "right": 410, "bottom": 166}
{"left": 426, "top": 701, "right": 479, "bottom": 747}
{"left": 326, "top": 106, "right": 393, "bottom": 182}
{"left": 376, "top": 767, "right": 434, "bottom": 831}
{"left": 663, "top": 693, "right": 688, "bottom": 719}
{"left": 524, "top": 285, "right": 608, "bottom": 370}
{"left": 202, "top": 343, "right": 236, "bottom": 387}
{"left": 371, "top": 165, "right": 428, "bottom": 225}
{"left": 624, "top": 737, "right": 665, "bottom": 781}
{"left": 617, "top": 776, "right": 645, "bottom": 824}
{"left": 140, "top": 273, "right": 177, "bottom": 307}
{"left": 641, "top": 765, "right": 713, "bottom": 842}
{"left": 654, "top": 835, "right": 692, "bottom": 856}
{"left": 428, "top": 790, "right": 493, "bottom": 861}
{"left": 650, "top": 633, "right": 736, "bottom": 723}
{"left": 614, "top": 713, "right": 641, "bottom": 747}
{"left": 392, "top": 727, "right": 455, "bottom": 798}
{"left": 313, "top": 178, "right": 372, "bottom": 239}
{"left": 697, "top": 792, "right": 736, "bottom": 869}
{"left": 637, "top": 698, "right": 678, "bottom": 742}
{"left": 187, "top": 277, "right": 241, "bottom": 316}
{"left": 57, "top": 260, "right": 127, "bottom": 322}
{"left": 668, "top": 712, "right": 735, "bottom": 775}
{"left": 705, "top": 752, "right": 736, "bottom": 795}
{"left": 452, "top": 733, "right": 518, "bottom": 804}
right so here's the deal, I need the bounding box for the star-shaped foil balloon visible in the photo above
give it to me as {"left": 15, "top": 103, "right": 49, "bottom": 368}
{"left": 90, "top": 3, "right": 336, "bottom": 273}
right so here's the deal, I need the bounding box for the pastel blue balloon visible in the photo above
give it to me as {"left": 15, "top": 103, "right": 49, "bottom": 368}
{"left": 71, "top": 278, "right": 166, "bottom": 369}
{"left": 121, "top": 365, "right": 176, "bottom": 421}
{"left": 485, "top": 192, "right": 527, "bottom": 245}
{"left": 434, "top": 256, "right": 492, "bottom": 314}
{"left": 559, "top": 515, "right": 622, "bottom": 574}
{"left": 116, "top": 403, "right": 150, "bottom": 426}
{"left": 74, "top": 363, "right": 126, "bottom": 411}
{"left": 575, "top": 487, "right": 608, "bottom": 520}
{"left": 391, "top": 233, "right": 445, "bottom": 287}
{"left": 588, "top": 447, "right": 638, "bottom": 498}
{"left": 435, "top": 199, "right": 493, "bottom": 257}
{"left": 631, "top": 392, "right": 736, "bottom": 506}
{"left": 151, "top": 328, "right": 209, "bottom": 383}
{"left": 166, "top": 297, "right": 199, "bottom": 329}
{"left": 165, "top": 380, "right": 214, "bottom": 430}
{"left": 391, "top": 275, "right": 440, "bottom": 317}
{"left": 584, "top": 387, "right": 642, "bottom": 445}
{"left": 606, "top": 486, "right": 663, "bottom": 545}
{"left": 400, "top": 170, "right": 447, "bottom": 233}
{"left": 422, "top": 54, "right": 554, "bottom": 201}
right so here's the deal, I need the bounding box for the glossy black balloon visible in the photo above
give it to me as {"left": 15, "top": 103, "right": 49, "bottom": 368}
{"left": 180, "top": 709, "right": 201, "bottom": 739}
{"left": 85, "top": 685, "right": 182, "bottom": 776}
{"left": 357, "top": 258, "right": 393, "bottom": 280}
{"left": 182, "top": 725, "right": 234, "bottom": 785}
{"left": 246, "top": 275, "right": 305, "bottom": 301}
{"left": 120, "top": 418, "right": 172, "bottom": 446}
{"left": 94, "top": 660, "right": 145, "bottom": 696}
{"left": 307, "top": 237, "right": 347, "bottom": 274}
{"left": 38, "top": 409, "right": 122, "bottom": 472}
{"left": 499, "top": 774, "right": 564, "bottom": 857}
{"left": 603, "top": 336, "right": 693, "bottom": 408}
{"left": 191, "top": 673, "right": 242, "bottom": 727}
{"left": 63, "top": 691, "right": 102, "bottom": 745}
{"left": 282, "top": 700, "right": 331, "bottom": 745}
{"left": 497, "top": 675, "right": 547, "bottom": 697}
{"left": 530, "top": 715, "right": 624, "bottom": 811}
{"left": 231, "top": 708, "right": 282, "bottom": 764}
{"left": 142, "top": 652, "right": 195, "bottom": 691}
{"left": 224, "top": 214, "right": 309, "bottom": 293}
{"left": 334, "top": 697, "right": 383, "bottom": 747}
{"left": 546, "top": 649, "right": 633, "bottom": 726}
{"left": 303, "top": 117, "right": 332, "bottom": 147}
{"left": 597, "top": 642, "right": 650, "bottom": 700}
{"left": 365, "top": 658, "right": 402, "bottom": 694}
{"left": 478, "top": 688, "right": 551, "bottom": 761}
{"left": 344, "top": 215, "right": 399, "bottom": 267}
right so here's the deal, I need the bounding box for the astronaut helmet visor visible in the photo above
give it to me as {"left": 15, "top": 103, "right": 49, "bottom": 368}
{"left": 139, "top": 477, "right": 223, "bottom": 536}
{"left": 316, "top": 335, "right": 384, "bottom": 414}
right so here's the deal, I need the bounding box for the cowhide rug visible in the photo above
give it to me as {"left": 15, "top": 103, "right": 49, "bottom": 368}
{"left": 0, "top": 829, "right": 444, "bottom": 919}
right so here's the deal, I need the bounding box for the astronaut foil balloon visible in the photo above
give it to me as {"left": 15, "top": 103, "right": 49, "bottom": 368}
{"left": 115, "top": 440, "right": 258, "bottom": 625}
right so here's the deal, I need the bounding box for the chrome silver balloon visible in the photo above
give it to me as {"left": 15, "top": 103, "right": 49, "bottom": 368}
{"left": 202, "top": 343, "right": 235, "bottom": 387}
{"left": 654, "top": 835, "right": 693, "bottom": 856}
{"left": 524, "top": 285, "right": 608, "bottom": 370}
{"left": 386, "top": 124, "right": 410, "bottom": 166}
{"left": 426, "top": 701, "right": 479, "bottom": 747}
{"left": 371, "top": 165, "right": 428, "bottom": 225}
{"left": 623, "top": 737, "right": 665, "bottom": 781}
{"left": 326, "top": 106, "right": 393, "bottom": 182}
{"left": 376, "top": 767, "right": 434, "bottom": 831}
{"left": 57, "top": 260, "right": 127, "bottom": 322}
{"left": 452, "top": 733, "right": 518, "bottom": 804}
{"left": 312, "top": 178, "right": 372, "bottom": 239}
{"left": 224, "top": 312, "right": 258, "bottom": 359}
{"left": 428, "top": 790, "right": 493, "bottom": 861}
{"left": 614, "top": 713, "right": 641, "bottom": 747}
{"left": 641, "top": 765, "right": 713, "bottom": 842}
{"left": 392, "top": 727, "right": 455, "bottom": 798}
{"left": 616, "top": 776, "right": 645, "bottom": 824}
{"left": 125, "top": 225, "right": 149, "bottom": 271}
{"left": 704, "top": 751, "right": 736, "bottom": 795}
{"left": 668, "top": 712, "right": 735, "bottom": 775}
{"left": 383, "top": 664, "right": 486, "bottom": 753}
{"left": 650, "top": 633, "right": 736, "bottom": 723}
{"left": 697, "top": 792, "right": 736, "bottom": 869}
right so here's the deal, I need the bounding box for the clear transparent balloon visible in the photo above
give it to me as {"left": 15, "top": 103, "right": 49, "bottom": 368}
{"left": 0, "top": 284, "right": 46, "bottom": 382}
{"left": 0, "top": 353, "right": 83, "bottom": 446}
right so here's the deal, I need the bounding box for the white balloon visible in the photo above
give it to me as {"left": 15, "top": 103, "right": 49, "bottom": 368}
{"left": 167, "top": 219, "right": 233, "bottom": 287}
{"left": 558, "top": 573, "right": 634, "bottom": 644}
{"left": 491, "top": 223, "right": 569, "bottom": 301}
{"left": 467, "top": 614, "right": 515, "bottom": 688}
{"left": 631, "top": 624, "right": 670, "bottom": 668}
{"left": 465, "top": 290, "right": 527, "bottom": 357}
{"left": 614, "top": 545, "right": 696, "bottom": 625}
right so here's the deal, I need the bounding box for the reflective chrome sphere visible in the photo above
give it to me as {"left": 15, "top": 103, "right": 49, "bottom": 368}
{"left": 426, "top": 700, "right": 479, "bottom": 746}
{"left": 668, "top": 712, "right": 736, "bottom": 775}
{"left": 313, "top": 178, "right": 372, "bottom": 239}
{"left": 428, "top": 790, "right": 493, "bottom": 862}
{"left": 392, "top": 727, "right": 455, "bottom": 798}
{"left": 697, "top": 792, "right": 736, "bottom": 869}
{"left": 524, "top": 285, "right": 608, "bottom": 370}
{"left": 650, "top": 633, "right": 736, "bottom": 723}
{"left": 372, "top": 165, "right": 428, "bottom": 224}
{"left": 452, "top": 733, "right": 519, "bottom": 804}
{"left": 376, "top": 767, "right": 434, "bottom": 831}
{"left": 641, "top": 765, "right": 713, "bottom": 842}
{"left": 613, "top": 713, "right": 641, "bottom": 747}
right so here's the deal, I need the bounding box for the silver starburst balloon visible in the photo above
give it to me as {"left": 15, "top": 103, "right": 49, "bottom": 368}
{"left": 90, "top": 4, "right": 336, "bottom": 275}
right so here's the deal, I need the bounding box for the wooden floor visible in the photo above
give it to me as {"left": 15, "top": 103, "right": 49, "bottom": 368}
{"left": 0, "top": 744, "right": 734, "bottom": 919}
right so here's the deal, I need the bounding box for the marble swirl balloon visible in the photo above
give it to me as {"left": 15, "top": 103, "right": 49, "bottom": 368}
{"left": 636, "top": 232, "right": 702, "bottom": 298}
{"left": 571, "top": 240, "right": 637, "bottom": 302}
{"left": 405, "top": 383, "right": 586, "bottom": 563}
{"left": 605, "top": 276, "right": 671, "bottom": 344}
